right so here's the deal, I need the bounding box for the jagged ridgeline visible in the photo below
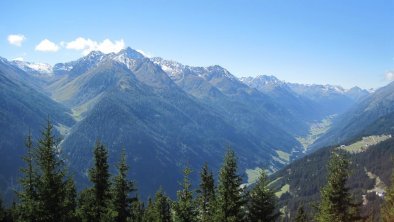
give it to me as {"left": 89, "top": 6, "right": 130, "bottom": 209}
{"left": 0, "top": 48, "right": 367, "bottom": 203}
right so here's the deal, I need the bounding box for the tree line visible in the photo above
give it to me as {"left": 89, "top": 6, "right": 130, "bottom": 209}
{"left": 0, "top": 121, "right": 393, "bottom": 222}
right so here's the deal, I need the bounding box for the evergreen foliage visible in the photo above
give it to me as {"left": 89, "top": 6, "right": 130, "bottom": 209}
{"left": 173, "top": 167, "right": 197, "bottom": 222}
{"left": 32, "top": 120, "right": 76, "bottom": 222}
{"left": 381, "top": 169, "right": 394, "bottom": 222}
{"left": 153, "top": 188, "right": 172, "bottom": 222}
{"left": 80, "top": 141, "right": 111, "bottom": 221}
{"left": 143, "top": 198, "right": 156, "bottom": 222}
{"left": 7, "top": 122, "right": 390, "bottom": 221}
{"left": 76, "top": 189, "right": 96, "bottom": 222}
{"left": 16, "top": 132, "right": 38, "bottom": 221}
{"left": 130, "top": 199, "right": 145, "bottom": 222}
{"left": 295, "top": 206, "right": 307, "bottom": 222}
{"left": 111, "top": 149, "right": 136, "bottom": 222}
{"left": 247, "top": 170, "right": 279, "bottom": 222}
{"left": 315, "top": 150, "right": 360, "bottom": 222}
{"left": 216, "top": 149, "right": 245, "bottom": 222}
{"left": 196, "top": 163, "right": 216, "bottom": 222}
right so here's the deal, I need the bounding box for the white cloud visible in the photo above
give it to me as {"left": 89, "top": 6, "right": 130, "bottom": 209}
{"left": 136, "top": 49, "right": 152, "bottom": 58}
{"left": 35, "top": 39, "right": 59, "bottom": 52}
{"left": 65, "top": 37, "right": 125, "bottom": 55}
{"left": 12, "top": 57, "right": 24, "bottom": 61}
{"left": 385, "top": 71, "right": 394, "bottom": 81}
{"left": 7, "top": 34, "right": 26, "bottom": 46}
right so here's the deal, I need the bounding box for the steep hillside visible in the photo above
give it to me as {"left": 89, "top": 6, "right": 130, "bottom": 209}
{"left": 313, "top": 81, "right": 394, "bottom": 149}
{"left": 47, "top": 49, "right": 301, "bottom": 198}
{"left": 270, "top": 135, "right": 394, "bottom": 221}
{"left": 0, "top": 48, "right": 371, "bottom": 201}
{"left": 0, "top": 58, "right": 75, "bottom": 203}
{"left": 153, "top": 58, "right": 313, "bottom": 137}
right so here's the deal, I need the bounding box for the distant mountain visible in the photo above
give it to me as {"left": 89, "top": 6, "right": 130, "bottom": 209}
{"left": 345, "top": 86, "right": 371, "bottom": 101}
{"left": 287, "top": 82, "right": 368, "bottom": 116}
{"left": 0, "top": 48, "right": 371, "bottom": 202}
{"left": 241, "top": 75, "right": 370, "bottom": 119}
{"left": 240, "top": 75, "right": 323, "bottom": 122}
{"left": 10, "top": 60, "right": 53, "bottom": 77}
{"left": 312, "top": 81, "right": 394, "bottom": 148}
{"left": 46, "top": 49, "right": 299, "bottom": 198}
{"left": 0, "top": 57, "right": 74, "bottom": 203}
{"left": 152, "top": 59, "right": 311, "bottom": 137}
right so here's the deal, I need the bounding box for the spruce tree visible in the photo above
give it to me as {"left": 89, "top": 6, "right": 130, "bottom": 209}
{"left": 77, "top": 189, "right": 95, "bottom": 222}
{"left": 196, "top": 163, "right": 216, "bottom": 222}
{"left": 16, "top": 131, "right": 38, "bottom": 221}
{"left": 83, "top": 141, "right": 111, "bottom": 221}
{"left": 63, "top": 177, "right": 78, "bottom": 221}
{"left": 315, "top": 150, "right": 360, "bottom": 222}
{"left": 247, "top": 170, "right": 279, "bottom": 222}
{"left": 154, "top": 188, "right": 172, "bottom": 222}
{"left": 130, "top": 198, "right": 145, "bottom": 222}
{"left": 111, "top": 149, "right": 136, "bottom": 222}
{"left": 216, "top": 149, "right": 245, "bottom": 222}
{"left": 34, "top": 120, "right": 75, "bottom": 222}
{"left": 143, "top": 198, "right": 156, "bottom": 222}
{"left": 173, "top": 167, "right": 197, "bottom": 222}
{"left": 381, "top": 169, "right": 394, "bottom": 221}
{"left": 295, "top": 205, "right": 307, "bottom": 222}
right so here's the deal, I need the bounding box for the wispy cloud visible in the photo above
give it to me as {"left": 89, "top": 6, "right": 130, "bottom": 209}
{"left": 385, "top": 70, "right": 394, "bottom": 81}
{"left": 35, "top": 39, "right": 60, "bottom": 52}
{"left": 136, "top": 49, "right": 152, "bottom": 58}
{"left": 12, "top": 57, "right": 24, "bottom": 61}
{"left": 7, "top": 34, "right": 26, "bottom": 46}
{"left": 65, "top": 37, "right": 125, "bottom": 55}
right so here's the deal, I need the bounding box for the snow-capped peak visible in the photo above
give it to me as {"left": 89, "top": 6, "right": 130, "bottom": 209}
{"left": 118, "top": 47, "right": 145, "bottom": 60}
{"left": 11, "top": 60, "right": 53, "bottom": 77}
{"left": 151, "top": 57, "right": 185, "bottom": 78}
{"left": 240, "top": 75, "right": 283, "bottom": 85}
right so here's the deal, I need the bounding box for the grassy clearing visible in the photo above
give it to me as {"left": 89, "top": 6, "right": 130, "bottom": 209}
{"left": 296, "top": 115, "right": 334, "bottom": 150}
{"left": 340, "top": 134, "right": 391, "bottom": 153}
{"left": 275, "top": 184, "right": 289, "bottom": 198}
{"left": 245, "top": 167, "right": 263, "bottom": 184}
{"left": 275, "top": 150, "right": 290, "bottom": 162}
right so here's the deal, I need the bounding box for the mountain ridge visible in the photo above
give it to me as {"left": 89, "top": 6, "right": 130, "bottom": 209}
{"left": 0, "top": 47, "right": 374, "bottom": 202}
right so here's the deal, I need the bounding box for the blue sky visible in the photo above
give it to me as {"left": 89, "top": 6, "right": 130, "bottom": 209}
{"left": 0, "top": 0, "right": 393, "bottom": 89}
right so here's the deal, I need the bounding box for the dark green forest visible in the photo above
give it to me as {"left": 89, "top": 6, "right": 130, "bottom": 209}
{"left": 0, "top": 121, "right": 393, "bottom": 222}
{"left": 270, "top": 137, "right": 394, "bottom": 221}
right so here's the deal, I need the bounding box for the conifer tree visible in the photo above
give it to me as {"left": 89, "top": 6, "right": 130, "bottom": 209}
{"left": 216, "top": 149, "right": 245, "bottom": 222}
{"left": 130, "top": 198, "right": 145, "bottom": 222}
{"left": 143, "top": 198, "right": 156, "bottom": 222}
{"left": 154, "top": 188, "right": 172, "bottom": 222}
{"left": 315, "top": 150, "right": 360, "bottom": 222}
{"left": 63, "top": 177, "right": 78, "bottom": 221}
{"left": 111, "top": 149, "right": 136, "bottom": 222}
{"left": 173, "top": 167, "right": 197, "bottom": 222}
{"left": 77, "top": 189, "right": 95, "bottom": 222}
{"left": 34, "top": 120, "right": 75, "bottom": 222}
{"left": 295, "top": 205, "right": 307, "bottom": 222}
{"left": 381, "top": 169, "right": 394, "bottom": 221}
{"left": 196, "top": 163, "right": 216, "bottom": 222}
{"left": 84, "top": 141, "right": 111, "bottom": 221}
{"left": 16, "top": 131, "right": 38, "bottom": 221}
{"left": 247, "top": 170, "right": 279, "bottom": 222}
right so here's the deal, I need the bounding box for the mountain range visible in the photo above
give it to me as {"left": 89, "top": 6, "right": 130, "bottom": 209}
{"left": 0, "top": 47, "right": 378, "bottom": 202}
